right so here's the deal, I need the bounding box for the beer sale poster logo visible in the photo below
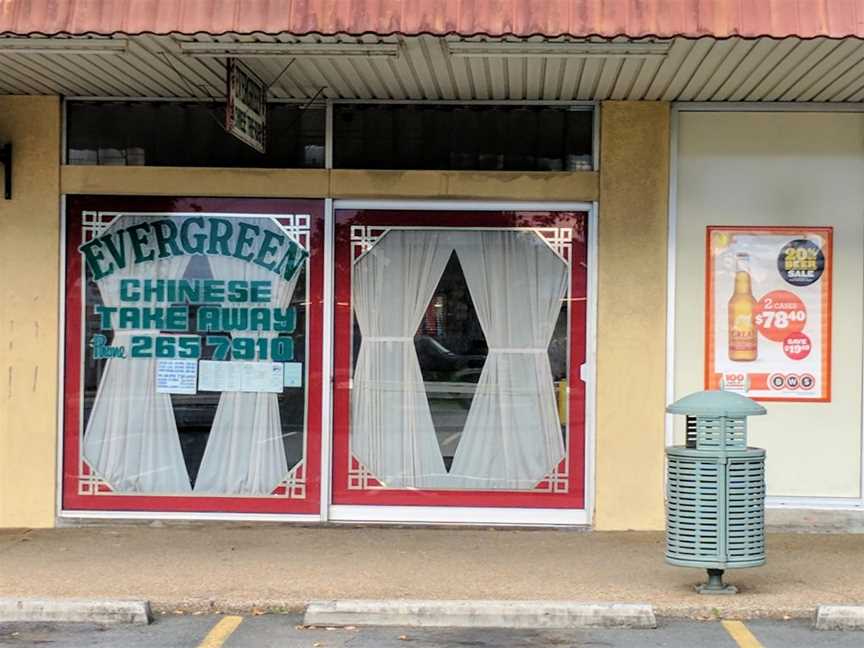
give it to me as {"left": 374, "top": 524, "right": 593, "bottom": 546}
{"left": 706, "top": 226, "right": 832, "bottom": 402}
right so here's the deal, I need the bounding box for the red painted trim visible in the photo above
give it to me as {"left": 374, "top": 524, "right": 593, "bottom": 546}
{"left": 62, "top": 196, "right": 324, "bottom": 515}
{"left": 63, "top": 204, "right": 84, "bottom": 510}
{"left": 331, "top": 209, "right": 588, "bottom": 509}
{"left": 568, "top": 222, "right": 588, "bottom": 506}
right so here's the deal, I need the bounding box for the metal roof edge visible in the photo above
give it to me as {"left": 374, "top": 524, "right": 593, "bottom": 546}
{"left": 4, "top": 31, "right": 864, "bottom": 43}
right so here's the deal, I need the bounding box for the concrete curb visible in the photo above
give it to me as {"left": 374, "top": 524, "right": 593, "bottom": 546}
{"left": 139, "top": 597, "right": 819, "bottom": 621}
{"left": 0, "top": 598, "right": 152, "bottom": 625}
{"left": 654, "top": 604, "right": 817, "bottom": 621}
{"left": 304, "top": 600, "right": 657, "bottom": 629}
{"left": 815, "top": 605, "right": 864, "bottom": 630}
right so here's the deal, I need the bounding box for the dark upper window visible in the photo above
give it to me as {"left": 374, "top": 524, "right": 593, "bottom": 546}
{"left": 67, "top": 101, "right": 593, "bottom": 172}
{"left": 333, "top": 104, "right": 593, "bottom": 171}
{"left": 66, "top": 101, "right": 325, "bottom": 168}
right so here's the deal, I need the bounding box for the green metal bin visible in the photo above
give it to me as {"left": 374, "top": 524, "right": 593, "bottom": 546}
{"left": 665, "top": 390, "right": 766, "bottom": 594}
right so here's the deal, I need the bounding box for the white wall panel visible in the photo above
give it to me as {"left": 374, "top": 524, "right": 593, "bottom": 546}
{"left": 675, "top": 111, "right": 864, "bottom": 498}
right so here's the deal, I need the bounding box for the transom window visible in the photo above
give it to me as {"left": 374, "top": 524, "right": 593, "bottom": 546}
{"left": 66, "top": 101, "right": 594, "bottom": 172}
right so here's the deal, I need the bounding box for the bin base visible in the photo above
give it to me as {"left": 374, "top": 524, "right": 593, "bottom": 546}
{"left": 695, "top": 583, "right": 738, "bottom": 595}
{"left": 695, "top": 569, "right": 738, "bottom": 595}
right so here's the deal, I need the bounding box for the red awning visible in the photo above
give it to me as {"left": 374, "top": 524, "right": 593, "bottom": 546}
{"left": 2, "top": 0, "right": 864, "bottom": 39}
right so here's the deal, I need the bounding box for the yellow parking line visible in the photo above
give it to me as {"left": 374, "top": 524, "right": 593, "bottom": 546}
{"left": 198, "top": 615, "right": 244, "bottom": 648}
{"left": 721, "top": 620, "right": 764, "bottom": 648}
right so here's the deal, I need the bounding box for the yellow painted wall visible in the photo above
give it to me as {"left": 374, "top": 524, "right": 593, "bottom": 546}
{"left": 61, "top": 166, "right": 599, "bottom": 202}
{"left": 0, "top": 96, "right": 61, "bottom": 528}
{"left": 60, "top": 165, "right": 331, "bottom": 197}
{"left": 594, "top": 101, "right": 670, "bottom": 530}
{"left": 329, "top": 169, "right": 599, "bottom": 200}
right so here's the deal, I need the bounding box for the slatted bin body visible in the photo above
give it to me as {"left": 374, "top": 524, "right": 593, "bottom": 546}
{"left": 666, "top": 450, "right": 723, "bottom": 564}
{"left": 666, "top": 447, "right": 766, "bottom": 568}
{"left": 726, "top": 451, "right": 766, "bottom": 566}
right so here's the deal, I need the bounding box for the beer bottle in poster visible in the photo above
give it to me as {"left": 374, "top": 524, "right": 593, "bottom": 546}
{"left": 728, "top": 252, "right": 758, "bottom": 361}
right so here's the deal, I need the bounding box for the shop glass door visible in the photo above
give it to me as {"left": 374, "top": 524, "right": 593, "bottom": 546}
{"left": 332, "top": 208, "right": 588, "bottom": 512}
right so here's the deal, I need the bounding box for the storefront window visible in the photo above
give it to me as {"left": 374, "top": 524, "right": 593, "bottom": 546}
{"left": 333, "top": 210, "right": 588, "bottom": 508}
{"left": 333, "top": 104, "right": 593, "bottom": 171}
{"left": 63, "top": 197, "right": 324, "bottom": 514}
{"left": 66, "top": 102, "right": 325, "bottom": 168}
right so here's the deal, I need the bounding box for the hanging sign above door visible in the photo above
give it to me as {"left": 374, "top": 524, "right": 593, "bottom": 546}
{"left": 226, "top": 59, "right": 267, "bottom": 153}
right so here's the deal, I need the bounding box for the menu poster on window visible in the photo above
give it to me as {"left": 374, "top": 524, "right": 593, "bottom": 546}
{"left": 198, "top": 360, "right": 284, "bottom": 393}
{"left": 155, "top": 358, "right": 198, "bottom": 394}
{"left": 706, "top": 226, "right": 832, "bottom": 402}
{"left": 283, "top": 362, "right": 303, "bottom": 388}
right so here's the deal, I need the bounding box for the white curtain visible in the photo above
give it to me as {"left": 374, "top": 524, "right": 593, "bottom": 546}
{"left": 449, "top": 231, "right": 567, "bottom": 489}
{"left": 83, "top": 215, "right": 192, "bottom": 493}
{"left": 194, "top": 219, "right": 301, "bottom": 495}
{"left": 351, "top": 230, "right": 453, "bottom": 488}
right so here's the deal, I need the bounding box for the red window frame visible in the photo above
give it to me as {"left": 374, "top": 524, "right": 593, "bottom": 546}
{"left": 62, "top": 196, "right": 324, "bottom": 514}
{"left": 332, "top": 208, "right": 588, "bottom": 509}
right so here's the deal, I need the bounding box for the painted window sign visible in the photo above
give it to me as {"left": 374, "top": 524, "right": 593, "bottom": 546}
{"left": 706, "top": 226, "right": 832, "bottom": 402}
{"left": 80, "top": 216, "right": 306, "bottom": 280}
{"left": 63, "top": 197, "right": 324, "bottom": 514}
{"left": 79, "top": 217, "right": 307, "bottom": 363}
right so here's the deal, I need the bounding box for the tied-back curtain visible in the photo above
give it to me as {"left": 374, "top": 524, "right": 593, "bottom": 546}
{"left": 83, "top": 215, "right": 192, "bottom": 493}
{"left": 194, "top": 219, "right": 300, "bottom": 495}
{"left": 352, "top": 230, "right": 453, "bottom": 488}
{"left": 449, "top": 231, "right": 568, "bottom": 489}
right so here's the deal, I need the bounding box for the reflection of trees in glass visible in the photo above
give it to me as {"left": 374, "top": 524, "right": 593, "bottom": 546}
{"left": 332, "top": 104, "right": 592, "bottom": 171}
{"left": 442, "top": 279, "right": 488, "bottom": 356}
{"left": 415, "top": 252, "right": 487, "bottom": 383}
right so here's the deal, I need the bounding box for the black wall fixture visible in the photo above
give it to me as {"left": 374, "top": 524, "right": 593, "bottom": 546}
{"left": 0, "top": 143, "right": 11, "bottom": 199}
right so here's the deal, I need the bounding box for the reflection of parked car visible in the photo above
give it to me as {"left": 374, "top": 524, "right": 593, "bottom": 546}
{"left": 414, "top": 335, "right": 485, "bottom": 383}
{"left": 170, "top": 392, "right": 222, "bottom": 430}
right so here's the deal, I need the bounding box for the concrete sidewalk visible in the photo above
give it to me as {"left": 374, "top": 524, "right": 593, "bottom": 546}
{"left": 1, "top": 525, "right": 862, "bottom": 619}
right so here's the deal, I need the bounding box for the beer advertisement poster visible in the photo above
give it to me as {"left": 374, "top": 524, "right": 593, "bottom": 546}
{"left": 706, "top": 226, "right": 832, "bottom": 402}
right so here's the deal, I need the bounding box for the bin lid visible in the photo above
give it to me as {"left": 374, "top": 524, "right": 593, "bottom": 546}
{"left": 666, "top": 390, "right": 766, "bottom": 417}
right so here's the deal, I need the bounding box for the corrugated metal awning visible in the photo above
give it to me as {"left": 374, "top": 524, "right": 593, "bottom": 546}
{"left": 3, "top": 0, "right": 864, "bottom": 40}
{"left": 3, "top": 33, "right": 864, "bottom": 102}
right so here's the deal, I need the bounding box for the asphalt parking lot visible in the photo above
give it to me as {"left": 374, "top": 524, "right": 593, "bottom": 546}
{"left": 2, "top": 614, "right": 863, "bottom": 648}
